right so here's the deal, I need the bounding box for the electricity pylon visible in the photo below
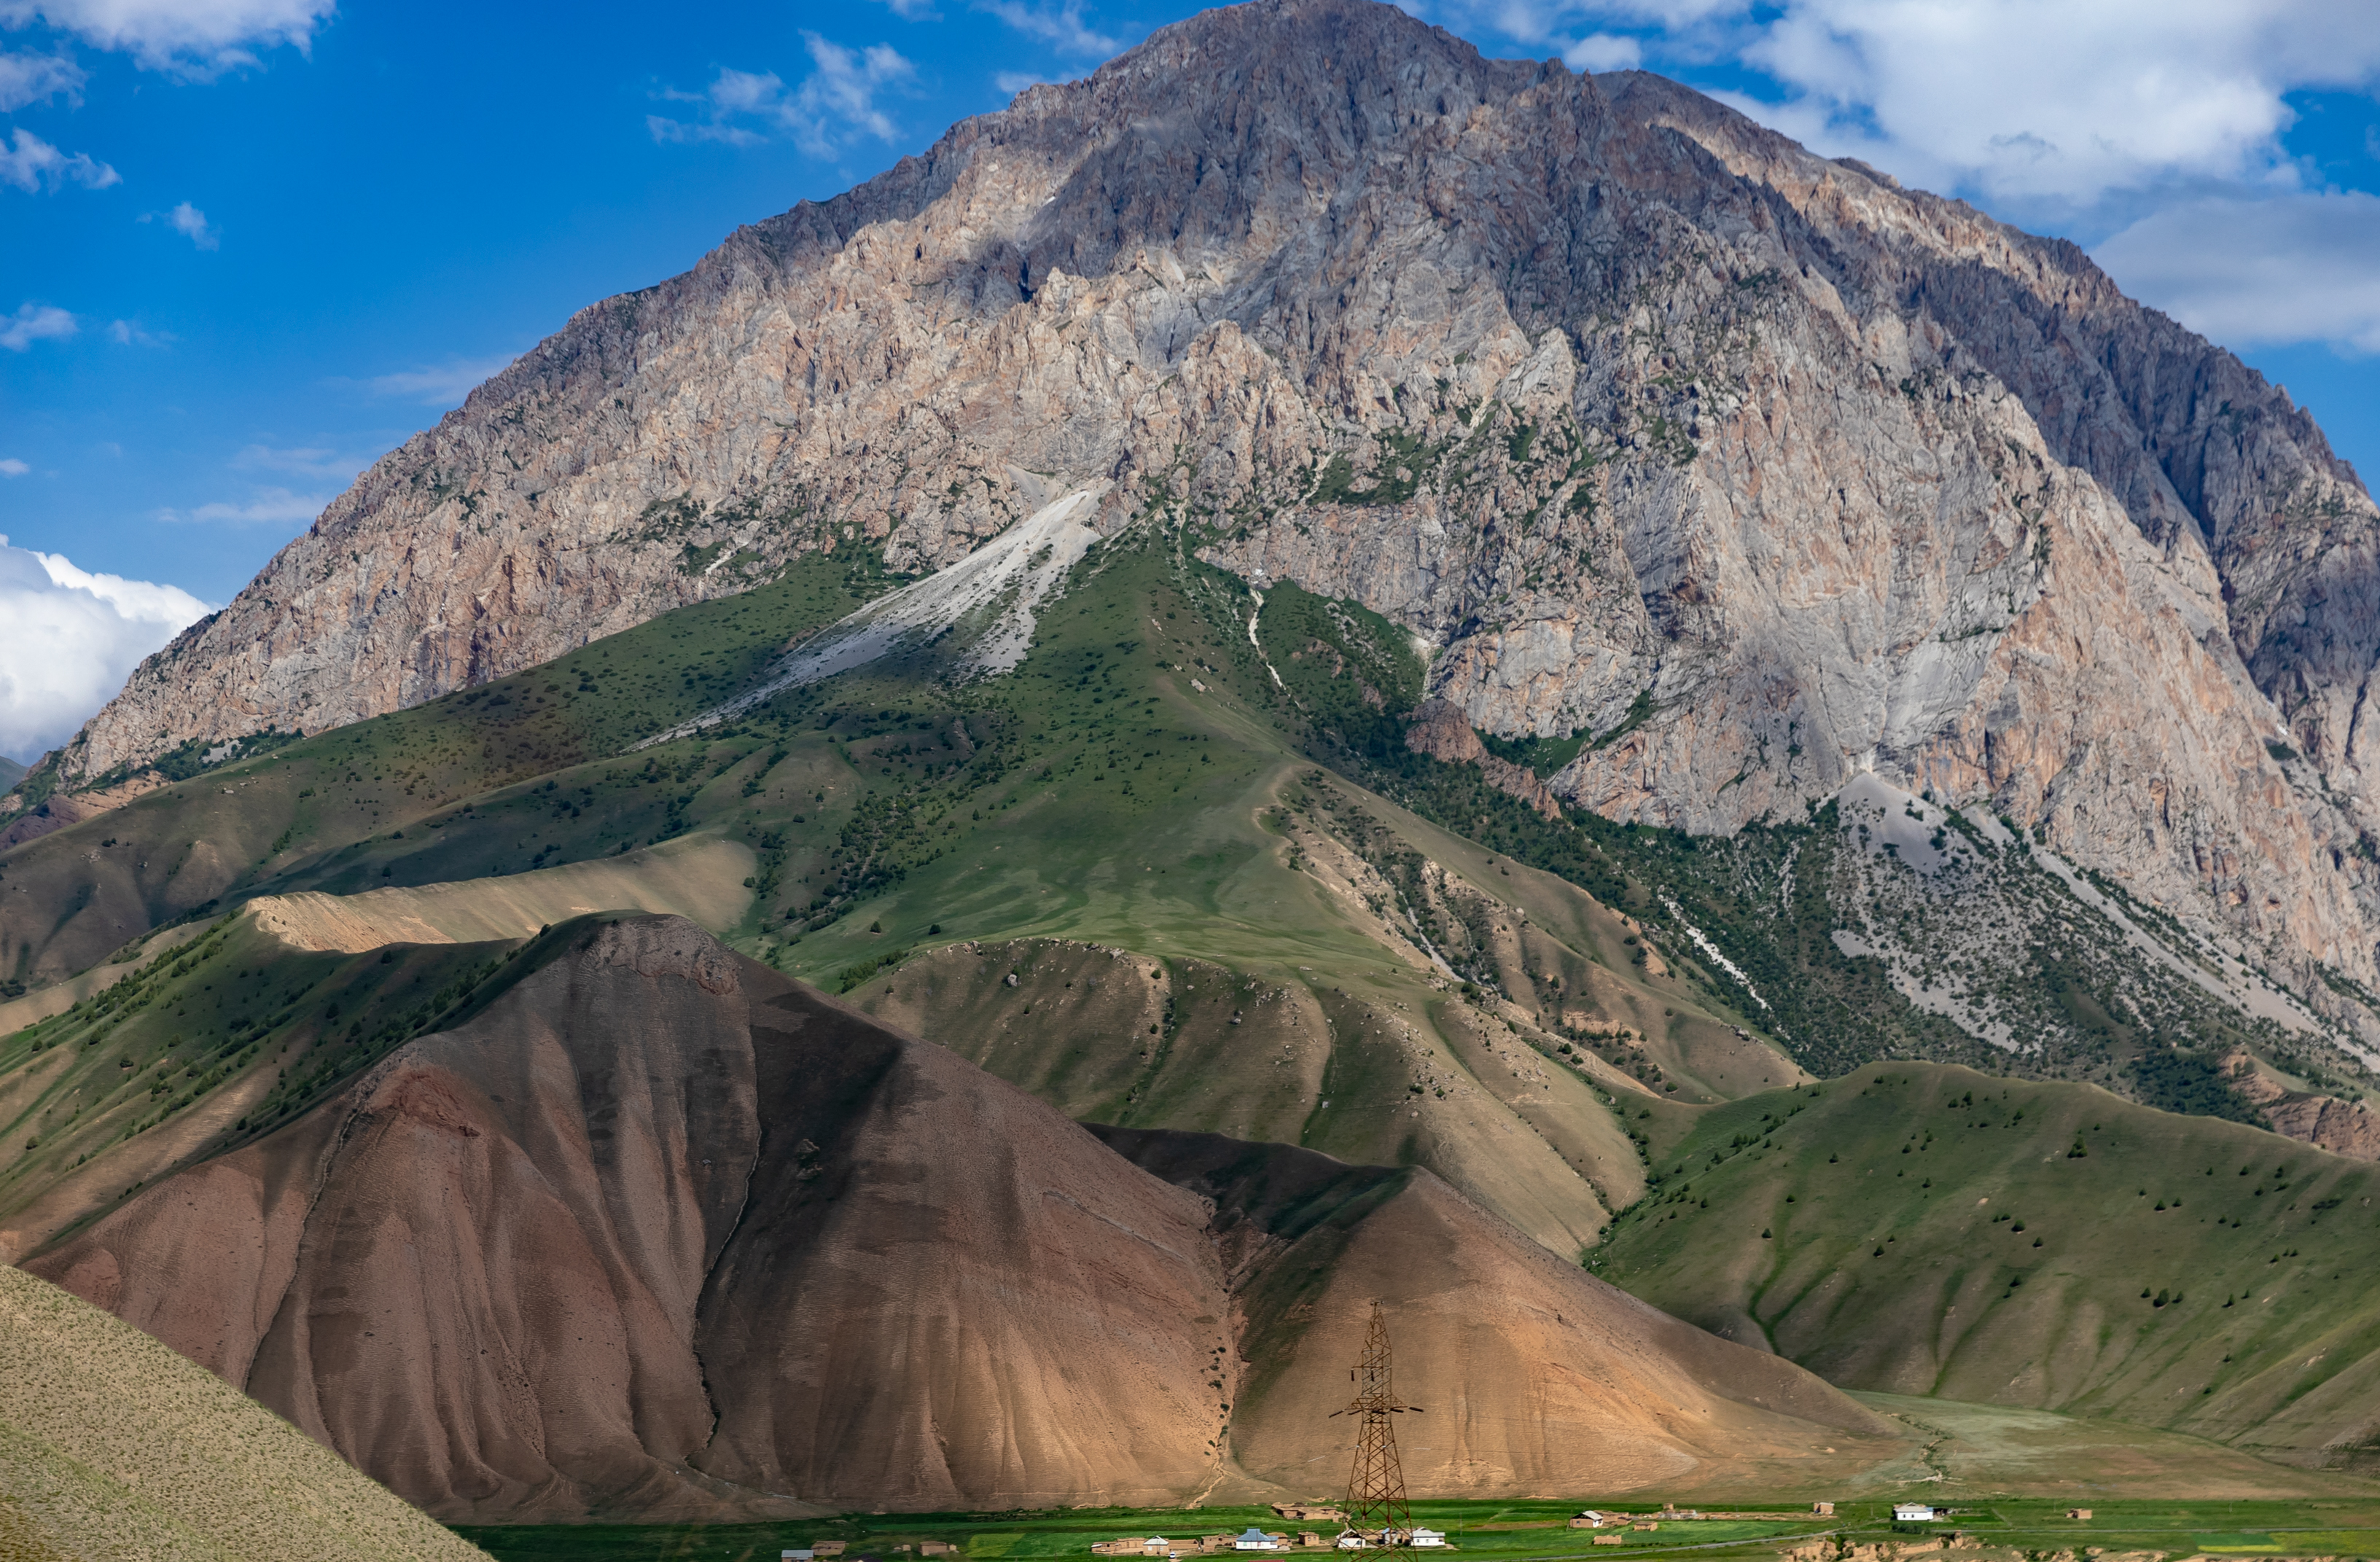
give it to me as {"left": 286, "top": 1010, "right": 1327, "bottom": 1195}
{"left": 1332, "top": 1301, "right": 1423, "bottom": 1544}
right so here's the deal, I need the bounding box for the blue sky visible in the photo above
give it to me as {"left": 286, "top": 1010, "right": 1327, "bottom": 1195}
{"left": 1, "top": 0, "right": 2378, "bottom": 763}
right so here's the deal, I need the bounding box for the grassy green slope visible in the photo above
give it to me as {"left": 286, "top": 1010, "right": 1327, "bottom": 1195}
{"left": 0, "top": 548, "right": 897, "bottom": 988}
{"left": 0, "top": 913, "right": 531, "bottom": 1257}
{"left": 1593, "top": 1061, "right": 2380, "bottom": 1465}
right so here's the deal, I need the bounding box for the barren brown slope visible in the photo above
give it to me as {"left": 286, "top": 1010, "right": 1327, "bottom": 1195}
{"left": 22, "top": 914, "right": 1900, "bottom": 1518}
{"left": 0, "top": 1262, "right": 489, "bottom": 1562}
{"left": 1096, "top": 1128, "right": 1905, "bottom": 1499}
{"left": 24, "top": 914, "right": 1233, "bottom": 1520}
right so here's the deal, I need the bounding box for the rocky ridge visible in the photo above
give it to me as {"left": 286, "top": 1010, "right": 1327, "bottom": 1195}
{"left": 37, "top": 0, "right": 2380, "bottom": 996}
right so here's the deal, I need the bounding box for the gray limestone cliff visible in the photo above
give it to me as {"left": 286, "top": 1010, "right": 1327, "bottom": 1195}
{"left": 46, "top": 0, "right": 2380, "bottom": 988}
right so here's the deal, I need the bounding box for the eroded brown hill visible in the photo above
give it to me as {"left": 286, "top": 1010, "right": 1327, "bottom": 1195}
{"left": 1098, "top": 1127, "right": 1900, "bottom": 1498}
{"left": 25, "top": 915, "right": 1901, "bottom": 1517}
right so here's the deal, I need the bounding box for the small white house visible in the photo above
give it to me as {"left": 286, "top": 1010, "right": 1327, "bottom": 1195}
{"left": 1335, "top": 1534, "right": 1368, "bottom": 1550}
{"left": 1235, "top": 1531, "right": 1282, "bottom": 1552}
{"left": 1893, "top": 1504, "right": 1937, "bottom": 1523}
{"left": 1410, "top": 1529, "right": 1447, "bottom": 1549}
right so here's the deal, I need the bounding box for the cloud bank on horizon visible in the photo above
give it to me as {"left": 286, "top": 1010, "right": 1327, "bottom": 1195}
{"left": 0, "top": 537, "right": 211, "bottom": 766}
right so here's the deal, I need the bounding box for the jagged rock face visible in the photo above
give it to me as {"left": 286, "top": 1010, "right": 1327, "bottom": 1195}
{"left": 55, "top": 0, "right": 2380, "bottom": 979}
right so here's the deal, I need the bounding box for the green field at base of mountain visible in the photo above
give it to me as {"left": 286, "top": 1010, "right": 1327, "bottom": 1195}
{"left": 453, "top": 1492, "right": 2380, "bottom": 1562}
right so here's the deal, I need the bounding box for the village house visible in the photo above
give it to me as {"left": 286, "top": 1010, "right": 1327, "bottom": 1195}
{"left": 1811, "top": 1504, "right": 1835, "bottom": 1518}
{"left": 1892, "top": 1505, "right": 1937, "bottom": 1523}
{"left": 1234, "top": 1531, "right": 1284, "bottom": 1552}
{"left": 1408, "top": 1528, "right": 1447, "bottom": 1548}
{"left": 1569, "top": 1512, "right": 1607, "bottom": 1529}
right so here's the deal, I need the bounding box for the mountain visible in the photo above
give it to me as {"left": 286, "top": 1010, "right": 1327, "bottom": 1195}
{"left": 0, "top": 1260, "right": 490, "bottom": 1561}
{"left": 28, "top": 0, "right": 2380, "bottom": 1023}
{"left": 22, "top": 914, "right": 1901, "bottom": 1518}
{"left": 13, "top": 0, "right": 2380, "bottom": 1521}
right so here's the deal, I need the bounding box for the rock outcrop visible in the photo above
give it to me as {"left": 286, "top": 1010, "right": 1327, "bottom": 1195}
{"left": 2229, "top": 1051, "right": 2380, "bottom": 1160}
{"left": 1404, "top": 700, "right": 1563, "bottom": 818}
{"left": 44, "top": 0, "right": 2380, "bottom": 987}
{"left": 24, "top": 915, "right": 1900, "bottom": 1518}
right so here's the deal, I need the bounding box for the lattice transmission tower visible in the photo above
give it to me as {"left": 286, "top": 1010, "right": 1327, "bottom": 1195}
{"left": 1333, "top": 1301, "right": 1424, "bottom": 1543}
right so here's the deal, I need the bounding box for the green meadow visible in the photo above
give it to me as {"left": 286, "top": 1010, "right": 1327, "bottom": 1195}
{"left": 454, "top": 1496, "right": 2380, "bottom": 1562}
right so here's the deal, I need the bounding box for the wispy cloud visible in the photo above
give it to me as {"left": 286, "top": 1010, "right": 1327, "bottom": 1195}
{"left": 0, "top": 47, "right": 82, "bottom": 109}
{"left": 0, "top": 0, "right": 338, "bottom": 78}
{"left": 875, "top": 0, "right": 937, "bottom": 17}
{"left": 233, "top": 442, "right": 365, "bottom": 481}
{"left": 0, "top": 302, "right": 74, "bottom": 350}
{"left": 154, "top": 485, "right": 327, "bottom": 527}
{"left": 0, "top": 535, "right": 212, "bottom": 763}
{"left": 649, "top": 33, "right": 916, "bottom": 157}
{"left": 359, "top": 353, "right": 516, "bottom": 407}
{"left": 0, "top": 127, "right": 117, "bottom": 192}
{"left": 166, "top": 199, "right": 217, "bottom": 248}
{"left": 0, "top": 458, "right": 28, "bottom": 477}
{"left": 972, "top": 0, "right": 1116, "bottom": 55}
{"left": 106, "top": 318, "right": 171, "bottom": 346}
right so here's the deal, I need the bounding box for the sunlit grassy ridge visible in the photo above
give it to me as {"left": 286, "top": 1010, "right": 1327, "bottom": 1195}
{"left": 0, "top": 1262, "right": 490, "bottom": 1561}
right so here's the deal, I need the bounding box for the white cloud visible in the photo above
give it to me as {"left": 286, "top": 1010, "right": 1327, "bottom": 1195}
{"left": 649, "top": 35, "right": 916, "bottom": 158}
{"left": 362, "top": 352, "right": 517, "bottom": 407}
{"left": 1563, "top": 32, "right": 1642, "bottom": 71}
{"left": 2094, "top": 191, "right": 2380, "bottom": 354}
{"left": 154, "top": 485, "right": 327, "bottom": 526}
{"left": 0, "top": 534, "right": 211, "bottom": 764}
{"left": 106, "top": 318, "right": 170, "bottom": 345}
{"left": 994, "top": 69, "right": 1053, "bottom": 95}
{"left": 0, "top": 126, "right": 117, "bottom": 192}
{"left": 0, "top": 46, "right": 80, "bottom": 108}
{"left": 875, "top": 0, "right": 937, "bottom": 16}
{"left": 0, "top": 301, "right": 74, "bottom": 350}
{"left": 0, "top": 0, "right": 336, "bottom": 77}
{"left": 0, "top": 458, "right": 27, "bottom": 476}
{"left": 165, "top": 199, "right": 217, "bottom": 247}
{"left": 972, "top": 0, "right": 1116, "bottom": 54}
{"left": 233, "top": 441, "right": 364, "bottom": 480}
{"left": 1440, "top": 0, "right": 2380, "bottom": 208}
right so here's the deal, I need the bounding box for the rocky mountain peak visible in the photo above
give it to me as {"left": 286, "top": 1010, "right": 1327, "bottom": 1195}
{"left": 36, "top": 0, "right": 2380, "bottom": 989}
